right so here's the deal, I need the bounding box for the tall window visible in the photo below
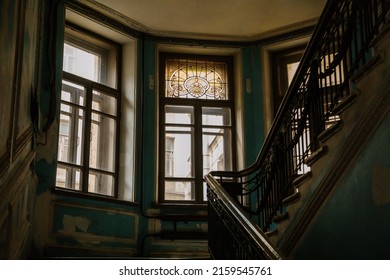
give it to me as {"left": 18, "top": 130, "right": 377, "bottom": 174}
{"left": 56, "top": 24, "right": 121, "bottom": 197}
{"left": 271, "top": 46, "right": 305, "bottom": 116}
{"left": 271, "top": 46, "right": 311, "bottom": 174}
{"left": 159, "top": 53, "right": 236, "bottom": 204}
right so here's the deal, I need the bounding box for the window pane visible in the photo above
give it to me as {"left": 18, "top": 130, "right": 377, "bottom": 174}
{"left": 63, "top": 43, "right": 101, "bottom": 83}
{"left": 56, "top": 165, "right": 68, "bottom": 189}
{"left": 60, "top": 103, "right": 71, "bottom": 113}
{"left": 287, "top": 61, "right": 299, "bottom": 85}
{"left": 202, "top": 107, "right": 231, "bottom": 126}
{"left": 164, "top": 181, "right": 195, "bottom": 201}
{"left": 92, "top": 90, "right": 117, "bottom": 116}
{"left": 56, "top": 164, "right": 81, "bottom": 191}
{"left": 62, "top": 81, "right": 85, "bottom": 106}
{"left": 203, "top": 129, "right": 232, "bottom": 176}
{"left": 165, "top": 131, "right": 193, "bottom": 177}
{"left": 165, "top": 105, "right": 194, "bottom": 124}
{"left": 58, "top": 108, "right": 84, "bottom": 165}
{"left": 58, "top": 114, "right": 71, "bottom": 162}
{"left": 75, "top": 115, "right": 84, "bottom": 165}
{"left": 88, "top": 172, "right": 114, "bottom": 196}
{"left": 203, "top": 182, "right": 210, "bottom": 202}
{"left": 90, "top": 113, "right": 116, "bottom": 172}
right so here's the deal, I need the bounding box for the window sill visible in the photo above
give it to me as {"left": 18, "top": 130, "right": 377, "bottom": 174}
{"left": 148, "top": 203, "right": 208, "bottom": 220}
{"left": 53, "top": 187, "right": 140, "bottom": 208}
{"left": 153, "top": 202, "right": 207, "bottom": 209}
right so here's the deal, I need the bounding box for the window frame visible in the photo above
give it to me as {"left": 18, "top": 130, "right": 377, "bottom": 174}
{"left": 55, "top": 23, "right": 122, "bottom": 198}
{"left": 158, "top": 52, "right": 236, "bottom": 205}
{"left": 271, "top": 45, "right": 305, "bottom": 117}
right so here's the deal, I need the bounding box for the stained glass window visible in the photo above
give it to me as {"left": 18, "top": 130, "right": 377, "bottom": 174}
{"left": 159, "top": 54, "right": 235, "bottom": 204}
{"left": 165, "top": 59, "right": 228, "bottom": 100}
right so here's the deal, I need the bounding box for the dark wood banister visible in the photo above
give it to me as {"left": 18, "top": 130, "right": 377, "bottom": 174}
{"left": 205, "top": 174, "right": 282, "bottom": 259}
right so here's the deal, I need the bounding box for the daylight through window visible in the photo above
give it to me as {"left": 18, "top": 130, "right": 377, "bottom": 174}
{"left": 56, "top": 25, "right": 120, "bottom": 197}
{"left": 159, "top": 54, "right": 236, "bottom": 204}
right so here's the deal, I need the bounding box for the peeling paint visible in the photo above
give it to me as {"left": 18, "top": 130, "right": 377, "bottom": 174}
{"left": 61, "top": 215, "right": 90, "bottom": 233}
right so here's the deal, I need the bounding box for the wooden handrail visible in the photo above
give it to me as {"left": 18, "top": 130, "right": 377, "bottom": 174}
{"left": 206, "top": 174, "right": 282, "bottom": 259}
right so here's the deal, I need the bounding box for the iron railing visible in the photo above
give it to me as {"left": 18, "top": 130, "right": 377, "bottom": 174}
{"left": 206, "top": 0, "right": 389, "bottom": 259}
{"left": 207, "top": 175, "right": 282, "bottom": 259}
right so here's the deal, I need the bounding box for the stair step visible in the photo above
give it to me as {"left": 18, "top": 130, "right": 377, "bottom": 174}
{"left": 272, "top": 211, "right": 289, "bottom": 223}
{"left": 293, "top": 171, "right": 312, "bottom": 188}
{"left": 318, "top": 120, "right": 343, "bottom": 143}
{"left": 332, "top": 93, "right": 358, "bottom": 115}
{"left": 282, "top": 191, "right": 301, "bottom": 206}
{"left": 265, "top": 229, "right": 278, "bottom": 237}
{"left": 304, "top": 146, "right": 328, "bottom": 166}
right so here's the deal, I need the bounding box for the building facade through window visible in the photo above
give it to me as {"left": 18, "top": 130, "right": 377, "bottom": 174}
{"left": 158, "top": 53, "right": 236, "bottom": 204}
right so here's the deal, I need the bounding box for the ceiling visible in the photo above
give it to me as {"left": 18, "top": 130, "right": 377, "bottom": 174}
{"left": 77, "top": 0, "right": 327, "bottom": 41}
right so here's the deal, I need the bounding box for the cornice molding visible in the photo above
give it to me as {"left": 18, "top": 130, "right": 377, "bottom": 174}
{"left": 75, "top": 0, "right": 318, "bottom": 43}
{"left": 80, "top": 0, "right": 149, "bottom": 33}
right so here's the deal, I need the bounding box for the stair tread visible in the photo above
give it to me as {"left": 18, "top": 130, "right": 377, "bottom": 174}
{"left": 332, "top": 93, "right": 358, "bottom": 115}
{"left": 318, "top": 120, "right": 343, "bottom": 143}
{"left": 282, "top": 192, "right": 301, "bottom": 206}
{"left": 293, "top": 171, "right": 313, "bottom": 187}
{"left": 272, "top": 211, "right": 289, "bottom": 223}
{"left": 304, "top": 146, "right": 328, "bottom": 166}
{"left": 265, "top": 229, "right": 278, "bottom": 237}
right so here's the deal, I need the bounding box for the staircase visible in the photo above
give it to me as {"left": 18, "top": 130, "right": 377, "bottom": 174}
{"left": 273, "top": 25, "right": 390, "bottom": 256}
{"left": 206, "top": 0, "right": 390, "bottom": 259}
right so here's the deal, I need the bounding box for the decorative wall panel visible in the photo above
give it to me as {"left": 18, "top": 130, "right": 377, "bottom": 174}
{"left": 13, "top": 0, "right": 41, "bottom": 159}
{"left": 0, "top": 0, "right": 22, "bottom": 175}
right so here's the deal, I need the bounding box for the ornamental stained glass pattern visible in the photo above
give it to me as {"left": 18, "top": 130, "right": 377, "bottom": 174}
{"left": 165, "top": 59, "right": 228, "bottom": 100}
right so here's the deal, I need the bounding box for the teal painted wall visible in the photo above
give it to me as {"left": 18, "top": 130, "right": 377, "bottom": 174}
{"left": 31, "top": 1, "right": 269, "bottom": 258}
{"left": 52, "top": 204, "right": 137, "bottom": 239}
{"left": 242, "top": 47, "right": 265, "bottom": 167}
{"left": 140, "top": 39, "right": 157, "bottom": 209}
{"left": 293, "top": 116, "right": 390, "bottom": 259}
